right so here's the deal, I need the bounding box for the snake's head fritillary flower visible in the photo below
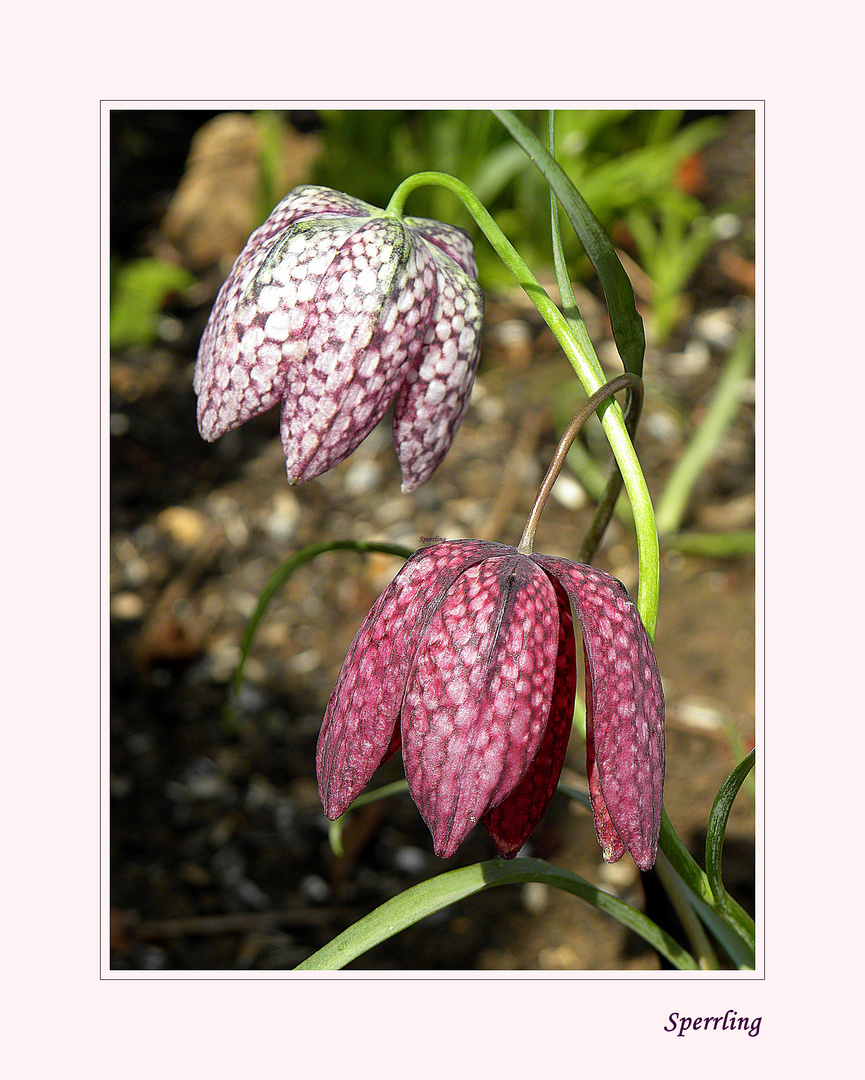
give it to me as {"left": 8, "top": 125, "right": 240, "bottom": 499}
{"left": 194, "top": 185, "right": 483, "bottom": 492}
{"left": 316, "top": 540, "right": 665, "bottom": 869}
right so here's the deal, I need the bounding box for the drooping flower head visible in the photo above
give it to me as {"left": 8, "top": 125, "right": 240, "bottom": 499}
{"left": 317, "top": 539, "right": 665, "bottom": 869}
{"left": 194, "top": 185, "right": 483, "bottom": 492}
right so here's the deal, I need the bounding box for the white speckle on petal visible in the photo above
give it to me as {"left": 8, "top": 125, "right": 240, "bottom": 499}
{"left": 357, "top": 268, "right": 377, "bottom": 294}
{"left": 424, "top": 380, "right": 446, "bottom": 405}
{"left": 299, "top": 278, "right": 319, "bottom": 303}
{"left": 264, "top": 310, "right": 290, "bottom": 340}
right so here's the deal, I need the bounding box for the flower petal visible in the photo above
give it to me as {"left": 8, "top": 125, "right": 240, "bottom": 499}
{"left": 195, "top": 213, "right": 364, "bottom": 441}
{"left": 534, "top": 555, "right": 665, "bottom": 871}
{"left": 316, "top": 540, "right": 504, "bottom": 819}
{"left": 281, "top": 220, "right": 441, "bottom": 484}
{"left": 194, "top": 187, "right": 373, "bottom": 439}
{"left": 402, "top": 554, "right": 560, "bottom": 858}
{"left": 483, "top": 578, "right": 577, "bottom": 857}
{"left": 584, "top": 647, "right": 627, "bottom": 864}
{"left": 274, "top": 184, "right": 379, "bottom": 223}
{"left": 196, "top": 186, "right": 484, "bottom": 490}
{"left": 392, "top": 243, "right": 484, "bottom": 491}
{"left": 404, "top": 216, "right": 479, "bottom": 278}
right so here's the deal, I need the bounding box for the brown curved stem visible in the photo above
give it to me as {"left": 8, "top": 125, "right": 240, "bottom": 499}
{"left": 577, "top": 378, "right": 644, "bottom": 563}
{"left": 517, "top": 373, "right": 643, "bottom": 556}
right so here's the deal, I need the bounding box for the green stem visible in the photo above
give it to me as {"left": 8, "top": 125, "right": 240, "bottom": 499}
{"left": 706, "top": 750, "right": 756, "bottom": 909}
{"left": 387, "top": 171, "right": 659, "bottom": 638}
{"left": 231, "top": 539, "right": 413, "bottom": 702}
{"left": 546, "top": 111, "right": 643, "bottom": 564}
{"left": 296, "top": 857, "right": 698, "bottom": 971}
{"left": 660, "top": 807, "right": 755, "bottom": 959}
{"left": 517, "top": 374, "right": 642, "bottom": 556}
{"left": 328, "top": 779, "right": 410, "bottom": 858}
{"left": 559, "top": 783, "right": 754, "bottom": 966}
{"left": 652, "top": 852, "right": 720, "bottom": 970}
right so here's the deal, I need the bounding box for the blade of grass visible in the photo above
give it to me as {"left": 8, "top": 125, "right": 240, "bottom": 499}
{"left": 706, "top": 750, "right": 756, "bottom": 907}
{"left": 545, "top": 110, "right": 642, "bottom": 563}
{"left": 547, "top": 112, "right": 604, "bottom": 381}
{"left": 223, "top": 540, "right": 414, "bottom": 734}
{"left": 231, "top": 539, "right": 413, "bottom": 701}
{"left": 493, "top": 109, "right": 646, "bottom": 379}
{"left": 295, "top": 857, "right": 698, "bottom": 971}
{"left": 559, "top": 782, "right": 754, "bottom": 969}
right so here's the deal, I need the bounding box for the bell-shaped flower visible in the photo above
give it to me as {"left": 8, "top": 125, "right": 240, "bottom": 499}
{"left": 316, "top": 539, "right": 665, "bottom": 869}
{"left": 194, "top": 185, "right": 484, "bottom": 491}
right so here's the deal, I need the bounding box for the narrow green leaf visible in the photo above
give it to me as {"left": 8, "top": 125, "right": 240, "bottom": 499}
{"left": 546, "top": 111, "right": 642, "bottom": 565}
{"left": 687, "top": 891, "right": 756, "bottom": 971}
{"left": 230, "top": 540, "right": 413, "bottom": 701}
{"left": 295, "top": 857, "right": 698, "bottom": 971}
{"left": 547, "top": 112, "right": 602, "bottom": 380}
{"left": 493, "top": 109, "right": 646, "bottom": 378}
{"left": 559, "top": 783, "right": 754, "bottom": 969}
{"left": 706, "top": 749, "right": 756, "bottom": 907}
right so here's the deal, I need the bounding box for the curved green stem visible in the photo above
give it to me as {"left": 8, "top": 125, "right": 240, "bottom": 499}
{"left": 661, "top": 807, "right": 755, "bottom": 958}
{"left": 387, "top": 171, "right": 659, "bottom": 637}
{"left": 706, "top": 750, "right": 756, "bottom": 909}
{"left": 328, "top": 779, "right": 410, "bottom": 858}
{"left": 517, "top": 374, "right": 642, "bottom": 555}
{"left": 229, "top": 539, "right": 413, "bottom": 716}
{"left": 296, "top": 857, "right": 698, "bottom": 971}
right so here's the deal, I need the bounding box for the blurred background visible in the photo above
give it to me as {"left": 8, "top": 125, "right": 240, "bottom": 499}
{"left": 109, "top": 108, "right": 756, "bottom": 971}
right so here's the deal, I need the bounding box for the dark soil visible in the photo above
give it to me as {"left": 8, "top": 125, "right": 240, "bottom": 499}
{"left": 109, "top": 110, "right": 756, "bottom": 971}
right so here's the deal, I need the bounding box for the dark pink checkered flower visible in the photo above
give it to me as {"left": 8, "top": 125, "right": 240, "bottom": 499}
{"left": 194, "top": 185, "right": 483, "bottom": 492}
{"left": 316, "top": 539, "right": 665, "bottom": 868}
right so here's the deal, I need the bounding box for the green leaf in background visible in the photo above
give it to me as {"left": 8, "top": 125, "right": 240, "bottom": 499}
{"left": 492, "top": 109, "right": 646, "bottom": 379}
{"left": 626, "top": 195, "right": 718, "bottom": 343}
{"left": 310, "top": 108, "right": 736, "bottom": 301}
{"left": 654, "top": 329, "right": 755, "bottom": 536}
{"left": 110, "top": 257, "right": 194, "bottom": 350}
{"left": 295, "top": 857, "right": 698, "bottom": 971}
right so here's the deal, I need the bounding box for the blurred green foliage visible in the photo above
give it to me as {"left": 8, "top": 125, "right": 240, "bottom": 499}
{"left": 627, "top": 194, "right": 718, "bottom": 342}
{"left": 110, "top": 109, "right": 749, "bottom": 350}
{"left": 110, "top": 257, "right": 194, "bottom": 351}
{"left": 310, "top": 109, "right": 735, "bottom": 341}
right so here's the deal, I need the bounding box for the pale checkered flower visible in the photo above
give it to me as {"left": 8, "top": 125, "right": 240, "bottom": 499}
{"left": 194, "top": 186, "right": 483, "bottom": 491}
